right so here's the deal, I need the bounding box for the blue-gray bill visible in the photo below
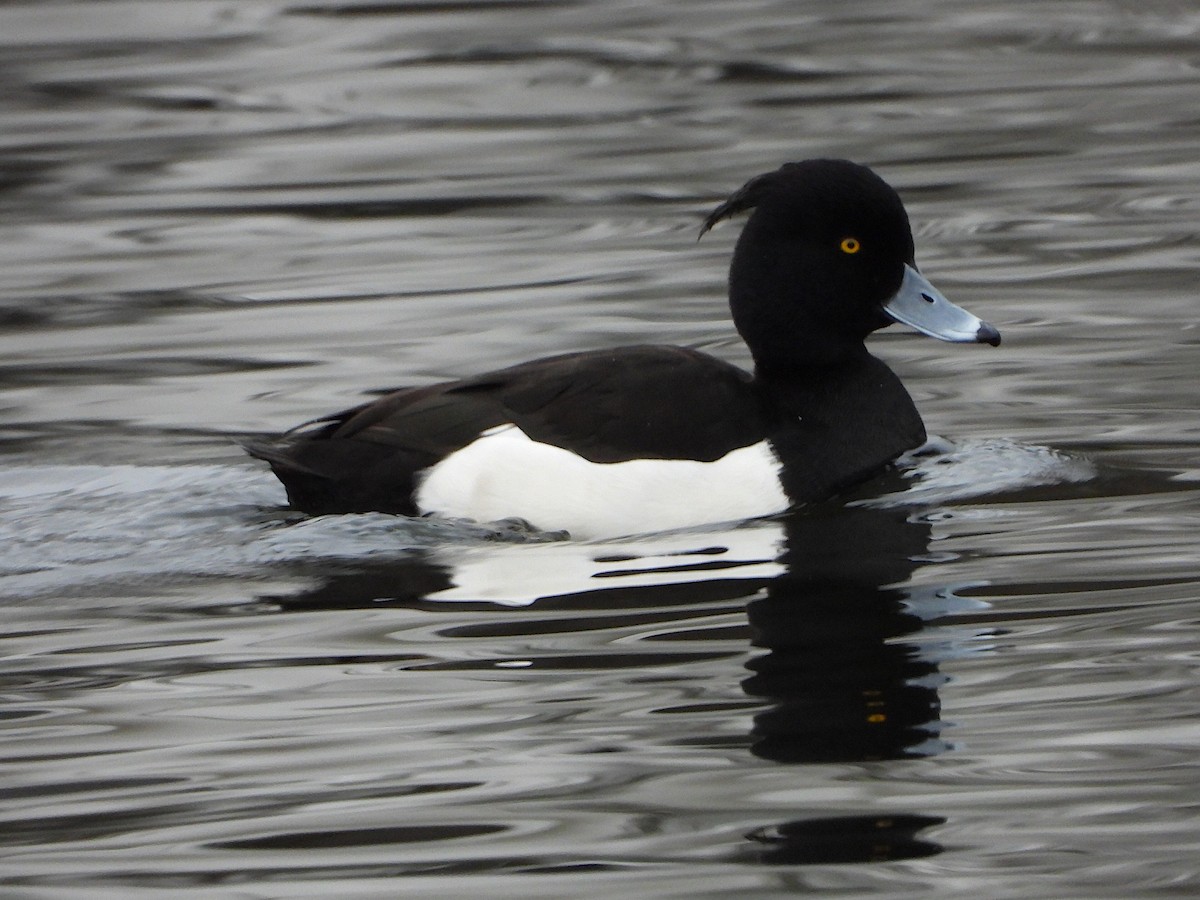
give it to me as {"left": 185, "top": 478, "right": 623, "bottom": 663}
{"left": 883, "top": 264, "right": 1001, "bottom": 346}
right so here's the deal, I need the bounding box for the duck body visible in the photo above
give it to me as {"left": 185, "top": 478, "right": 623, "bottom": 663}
{"left": 246, "top": 160, "right": 999, "bottom": 538}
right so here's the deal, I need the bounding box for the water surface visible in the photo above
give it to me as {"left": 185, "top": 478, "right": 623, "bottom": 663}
{"left": 2, "top": 1, "right": 1199, "bottom": 897}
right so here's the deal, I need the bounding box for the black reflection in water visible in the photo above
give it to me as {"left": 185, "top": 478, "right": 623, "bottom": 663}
{"left": 745, "top": 505, "right": 944, "bottom": 764}
{"left": 270, "top": 506, "right": 948, "bottom": 762}
{"left": 735, "top": 507, "right": 948, "bottom": 864}
{"left": 268, "top": 502, "right": 950, "bottom": 865}
{"left": 271, "top": 556, "right": 456, "bottom": 610}
{"left": 744, "top": 813, "right": 945, "bottom": 864}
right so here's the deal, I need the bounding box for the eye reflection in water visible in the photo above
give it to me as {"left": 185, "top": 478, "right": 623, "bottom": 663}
{"left": 267, "top": 501, "right": 966, "bottom": 865}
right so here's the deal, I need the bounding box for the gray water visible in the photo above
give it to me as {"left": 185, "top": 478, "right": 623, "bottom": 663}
{"left": 2, "top": 1, "right": 1199, "bottom": 897}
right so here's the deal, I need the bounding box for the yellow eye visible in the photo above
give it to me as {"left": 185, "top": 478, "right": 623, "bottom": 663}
{"left": 840, "top": 237, "right": 861, "bottom": 254}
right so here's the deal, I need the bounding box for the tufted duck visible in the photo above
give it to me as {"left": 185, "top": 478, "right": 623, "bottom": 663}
{"left": 245, "top": 159, "right": 1000, "bottom": 538}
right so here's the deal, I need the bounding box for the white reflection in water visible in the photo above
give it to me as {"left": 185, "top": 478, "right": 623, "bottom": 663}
{"left": 424, "top": 522, "right": 786, "bottom": 606}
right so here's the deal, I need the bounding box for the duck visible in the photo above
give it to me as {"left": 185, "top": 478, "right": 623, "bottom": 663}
{"left": 245, "top": 159, "right": 1000, "bottom": 539}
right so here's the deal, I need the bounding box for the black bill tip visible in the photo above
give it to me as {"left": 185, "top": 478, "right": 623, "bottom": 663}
{"left": 976, "top": 322, "right": 1002, "bottom": 347}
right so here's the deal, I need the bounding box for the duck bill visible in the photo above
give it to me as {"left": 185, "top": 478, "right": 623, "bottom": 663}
{"left": 883, "top": 265, "right": 1001, "bottom": 346}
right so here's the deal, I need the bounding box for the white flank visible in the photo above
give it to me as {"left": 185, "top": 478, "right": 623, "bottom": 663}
{"left": 414, "top": 424, "right": 790, "bottom": 540}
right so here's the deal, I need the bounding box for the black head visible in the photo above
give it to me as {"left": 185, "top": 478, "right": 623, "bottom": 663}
{"left": 702, "top": 159, "right": 918, "bottom": 372}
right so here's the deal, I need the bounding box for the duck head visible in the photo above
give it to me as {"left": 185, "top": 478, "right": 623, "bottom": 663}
{"left": 701, "top": 159, "right": 1000, "bottom": 374}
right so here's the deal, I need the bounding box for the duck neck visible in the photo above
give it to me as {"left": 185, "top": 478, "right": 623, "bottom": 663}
{"left": 754, "top": 349, "right": 925, "bottom": 446}
{"left": 750, "top": 341, "right": 872, "bottom": 382}
{"left": 754, "top": 350, "right": 928, "bottom": 502}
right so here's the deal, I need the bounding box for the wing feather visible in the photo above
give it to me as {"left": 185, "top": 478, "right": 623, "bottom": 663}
{"left": 245, "top": 345, "right": 769, "bottom": 514}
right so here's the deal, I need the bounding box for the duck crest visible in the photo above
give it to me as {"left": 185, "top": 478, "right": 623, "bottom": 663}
{"left": 700, "top": 169, "right": 784, "bottom": 237}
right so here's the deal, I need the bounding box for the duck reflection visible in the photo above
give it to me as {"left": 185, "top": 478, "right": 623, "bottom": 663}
{"left": 744, "top": 504, "right": 945, "bottom": 763}
{"left": 266, "top": 500, "right": 957, "bottom": 864}
{"left": 266, "top": 517, "right": 785, "bottom": 611}
{"left": 732, "top": 506, "right": 949, "bottom": 863}
{"left": 271, "top": 504, "right": 948, "bottom": 766}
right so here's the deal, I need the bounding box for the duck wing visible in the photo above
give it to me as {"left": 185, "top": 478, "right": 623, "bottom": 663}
{"left": 244, "top": 345, "right": 770, "bottom": 515}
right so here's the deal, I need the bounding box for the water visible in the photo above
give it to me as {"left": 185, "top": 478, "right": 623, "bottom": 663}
{"left": 2, "top": 1, "right": 1199, "bottom": 896}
